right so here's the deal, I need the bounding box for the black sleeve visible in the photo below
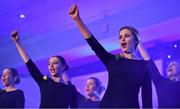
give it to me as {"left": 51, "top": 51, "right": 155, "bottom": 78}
{"left": 25, "top": 59, "right": 44, "bottom": 85}
{"left": 86, "top": 36, "right": 111, "bottom": 64}
{"left": 69, "top": 85, "right": 78, "bottom": 108}
{"left": 16, "top": 90, "right": 25, "bottom": 108}
{"left": 66, "top": 81, "right": 73, "bottom": 85}
{"left": 147, "top": 59, "right": 164, "bottom": 86}
{"left": 0, "top": 89, "right": 2, "bottom": 106}
{"left": 66, "top": 81, "right": 86, "bottom": 104}
{"left": 142, "top": 62, "right": 153, "bottom": 108}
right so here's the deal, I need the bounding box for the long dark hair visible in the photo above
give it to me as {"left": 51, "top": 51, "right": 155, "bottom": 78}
{"left": 119, "top": 26, "right": 140, "bottom": 49}
{"left": 89, "top": 77, "right": 105, "bottom": 95}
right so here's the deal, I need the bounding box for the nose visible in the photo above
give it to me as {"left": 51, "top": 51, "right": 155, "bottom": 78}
{"left": 86, "top": 84, "right": 89, "bottom": 88}
{"left": 121, "top": 36, "right": 125, "bottom": 41}
{"left": 49, "top": 63, "right": 54, "bottom": 67}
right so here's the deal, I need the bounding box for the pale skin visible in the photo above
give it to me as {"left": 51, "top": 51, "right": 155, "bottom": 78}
{"left": 62, "top": 72, "right": 100, "bottom": 101}
{"left": 85, "top": 79, "right": 101, "bottom": 101}
{"left": 166, "top": 61, "right": 180, "bottom": 81}
{"left": 11, "top": 31, "right": 64, "bottom": 83}
{"left": 69, "top": 4, "right": 150, "bottom": 60}
{"left": 1, "top": 69, "right": 17, "bottom": 92}
{"left": 69, "top": 5, "right": 152, "bottom": 107}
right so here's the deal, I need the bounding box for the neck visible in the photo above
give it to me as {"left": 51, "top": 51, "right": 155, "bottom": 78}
{"left": 4, "top": 85, "right": 16, "bottom": 92}
{"left": 176, "top": 77, "right": 180, "bottom": 81}
{"left": 52, "top": 76, "right": 61, "bottom": 83}
{"left": 169, "top": 74, "right": 180, "bottom": 82}
{"left": 173, "top": 76, "right": 180, "bottom": 82}
{"left": 122, "top": 51, "right": 137, "bottom": 59}
{"left": 88, "top": 94, "right": 100, "bottom": 101}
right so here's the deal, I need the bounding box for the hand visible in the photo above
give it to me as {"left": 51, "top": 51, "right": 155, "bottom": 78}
{"left": 69, "top": 4, "right": 80, "bottom": 20}
{"left": 11, "top": 30, "right": 19, "bottom": 42}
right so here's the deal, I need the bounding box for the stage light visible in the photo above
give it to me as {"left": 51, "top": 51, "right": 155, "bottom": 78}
{"left": 174, "top": 44, "right": 177, "bottom": 48}
{"left": 20, "top": 14, "right": 26, "bottom": 18}
{"left": 168, "top": 55, "right": 171, "bottom": 59}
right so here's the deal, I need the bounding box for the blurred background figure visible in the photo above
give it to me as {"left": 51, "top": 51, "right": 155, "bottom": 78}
{"left": 0, "top": 68, "right": 25, "bottom": 108}
{"left": 166, "top": 61, "right": 180, "bottom": 81}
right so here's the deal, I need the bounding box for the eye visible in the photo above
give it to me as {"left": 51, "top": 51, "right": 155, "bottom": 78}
{"left": 54, "top": 62, "right": 59, "bottom": 65}
{"left": 48, "top": 62, "right": 52, "bottom": 66}
{"left": 119, "top": 35, "right": 122, "bottom": 39}
{"left": 125, "top": 34, "right": 131, "bottom": 37}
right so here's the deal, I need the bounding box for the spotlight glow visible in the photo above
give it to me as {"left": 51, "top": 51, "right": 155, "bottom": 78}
{"left": 174, "top": 44, "right": 177, "bottom": 48}
{"left": 168, "top": 55, "right": 171, "bottom": 59}
{"left": 20, "top": 14, "right": 26, "bottom": 18}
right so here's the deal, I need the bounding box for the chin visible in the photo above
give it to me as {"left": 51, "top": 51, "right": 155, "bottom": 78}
{"left": 122, "top": 49, "right": 127, "bottom": 53}
{"left": 3, "top": 83, "right": 8, "bottom": 87}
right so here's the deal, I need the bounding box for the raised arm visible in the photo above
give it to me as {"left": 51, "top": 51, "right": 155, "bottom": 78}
{"left": 11, "top": 30, "right": 44, "bottom": 84}
{"left": 11, "top": 31, "right": 29, "bottom": 63}
{"left": 69, "top": 4, "right": 111, "bottom": 64}
{"left": 137, "top": 40, "right": 163, "bottom": 85}
{"left": 137, "top": 42, "right": 151, "bottom": 61}
{"left": 69, "top": 4, "right": 92, "bottom": 39}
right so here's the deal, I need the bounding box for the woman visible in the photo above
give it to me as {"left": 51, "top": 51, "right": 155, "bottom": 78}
{"left": 63, "top": 73, "right": 105, "bottom": 108}
{"left": 136, "top": 35, "right": 180, "bottom": 108}
{"left": 69, "top": 4, "right": 152, "bottom": 108}
{"left": 148, "top": 60, "right": 180, "bottom": 107}
{"left": 166, "top": 61, "right": 180, "bottom": 81}
{"left": 11, "top": 31, "right": 77, "bottom": 108}
{"left": 0, "top": 68, "right": 25, "bottom": 108}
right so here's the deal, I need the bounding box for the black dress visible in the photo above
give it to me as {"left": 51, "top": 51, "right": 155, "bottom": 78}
{"left": 148, "top": 60, "right": 180, "bottom": 108}
{"left": 86, "top": 36, "right": 152, "bottom": 108}
{"left": 0, "top": 89, "right": 25, "bottom": 108}
{"left": 77, "top": 92, "right": 100, "bottom": 108}
{"left": 67, "top": 81, "right": 100, "bottom": 108}
{"left": 26, "top": 59, "right": 78, "bottom": 108}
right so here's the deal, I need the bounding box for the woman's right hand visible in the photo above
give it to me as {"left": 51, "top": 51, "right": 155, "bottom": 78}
{"left": 11, "top": 30, "right": 19, "bottom": 43}
{"left": 69, "top": 4, "right": 80, "bottom": 21}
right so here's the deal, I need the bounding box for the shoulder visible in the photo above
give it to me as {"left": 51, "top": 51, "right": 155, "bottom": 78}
{"left": 15, "top": 89, "right": 24, "bottom": 95}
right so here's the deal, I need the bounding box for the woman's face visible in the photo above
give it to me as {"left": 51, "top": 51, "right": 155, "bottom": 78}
{"left": 119, "top": 29, "right": 136, "bottom": 53}
{"left": 1, "top": 69, "right": 14, "bottom": 87}
{"left": 85, "top": 79, "right": 97, "bottom": 96}
{"left": 48, "top": 57, "right": 64, "bottom": 77}
{"left": 167, "top": 61, "right": 179, "bottom": 80}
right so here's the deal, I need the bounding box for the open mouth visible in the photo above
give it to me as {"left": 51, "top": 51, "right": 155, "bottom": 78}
{"left": 2, "top": 79, "right": 7, "bottom": 83}
{"left": 85, "top": 88, "right": 90, "bottom": 92}
{"left": 121, "top": 42, "right": 127, "bottom": 48}
{"left": 168, "top": 67, "right": 173, "bottom": 72}
{"left": 50, "top": 68, "right": 56, "bottom": 73}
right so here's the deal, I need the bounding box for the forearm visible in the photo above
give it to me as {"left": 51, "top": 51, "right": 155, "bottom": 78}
{"left": 75, "top": 17, "right": 92, "bottom": 39}
{"left": 138, "top": 42, "right": 150, "bottom": 61}
{"left": 148, "top": 59, "right": 164, "bottom": 86}
{"left": 15, "top": 41, "right": 29, "bottom": 63}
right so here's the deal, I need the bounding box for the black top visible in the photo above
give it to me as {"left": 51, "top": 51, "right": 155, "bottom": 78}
{"left": 26, "top": 59, "right": 77, "bottom": 108}
{"left": 77, "top": 91, "right": 100, "bottom": 108}
{"left": 67, "top": 81, "right": 100, "bottom": 108}
{"left": 0, "top": 89, "right": 25, "bottom": 108}
{"left": 148, "top": 60, "right": 180, "bottom": 108}
{"left": 86, "top": 36, "right": 152, "bottom": 108}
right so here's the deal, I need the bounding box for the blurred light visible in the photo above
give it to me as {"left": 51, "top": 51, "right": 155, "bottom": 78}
{"left": 168, "top": 55, "right": 171, "bottom": 59}
{"left": 20, "top": 14, "right": 26, "bottom": 18}
{"left": 174, "top": 44, "right": 177, "bottom": 48}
